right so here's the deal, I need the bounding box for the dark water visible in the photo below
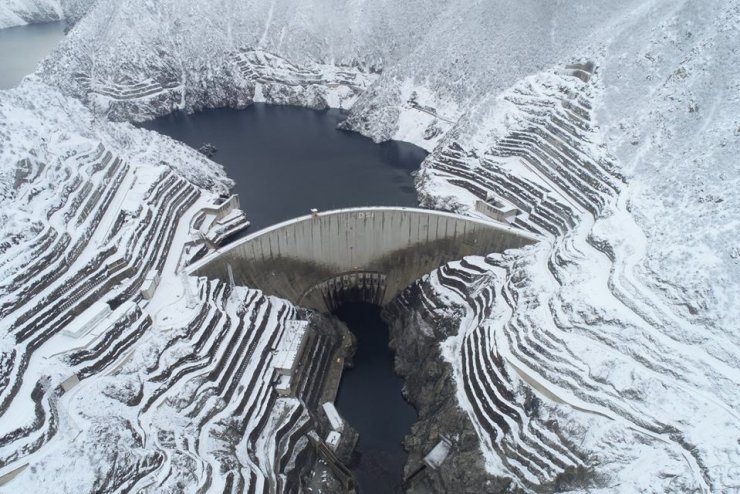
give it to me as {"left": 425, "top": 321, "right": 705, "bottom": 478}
{"left": 142, "top": 104, "right": 424, "bottom": 490}
{"left": 335, "top": 303, "right": 416, "bottom": 493}
{"left": 140, "top": 104, "right": 426, "bottom": 231}
{"left": 0, "top": 21, "right": 66, "bottom": 89}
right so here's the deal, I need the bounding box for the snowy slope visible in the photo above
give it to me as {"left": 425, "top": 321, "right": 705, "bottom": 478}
{"left": 0, "top": 80, "right": 353, "bottom": 492}
{"left": 0, "top": 0, "right": 62, "bottom": 29}
{"left": 36, "top": 0, "right": 650, "bottom": 123}
{"left": 408, "top": 55, "right": 739, "bottom": 492}
{"left": 0, "top": 0, "right": 93, "bottom": 29}
{"left": 1, "top": 0, "right": 737, "bottom": 492}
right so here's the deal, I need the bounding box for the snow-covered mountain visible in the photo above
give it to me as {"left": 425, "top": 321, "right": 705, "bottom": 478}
{"left": 0, "top": 0, "right": 738, "bottom": 492}
{"left": 0, "top": 0, "right": 61, "bottom": 28}
{"left": 0, "top": 80, "right": 350, "bottom": 493}
{"left": 0, "top": 0, "right": 93, "bottom": 29}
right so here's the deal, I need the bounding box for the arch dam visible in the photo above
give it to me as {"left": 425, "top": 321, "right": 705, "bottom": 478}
{"left": 188, "top": 207, "right": 539, "bottom": 312}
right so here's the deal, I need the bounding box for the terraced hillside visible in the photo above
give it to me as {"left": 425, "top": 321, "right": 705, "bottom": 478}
{"left": 390, "top": 62, "right": 739, "bottom": 492}
{"left": 2, "top": 0, "right": 738, "bottom": 491}
{"left": 0, "top": 82, "right": 355, "bottom": 493}
{"left": 60, "top": 47, "right": 377, "bottom": 122}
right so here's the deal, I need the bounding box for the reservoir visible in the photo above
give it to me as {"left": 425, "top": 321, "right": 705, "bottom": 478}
{"left": 141, "top": 105, "right": 425, "bottom": 231}
{"left": 0, "top": 21, "right": 66, "bottom": 89}
{"left": 142, "top": 104, "right": 425, "bottom": 490}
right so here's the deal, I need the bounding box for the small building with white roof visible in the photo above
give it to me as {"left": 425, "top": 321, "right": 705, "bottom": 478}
{"left": 322, "top": 402, "right": 345, "bottom": 433}
{"left": 423, "top": 437, "right": 452, "bottom": 470}
{"left": 272, "top": 320, "right": 310, "bottom": 396}
{"left": 140, "top": 269, "right": 161, "bottom": 299}
{"left": 325, "top": 431, "right": 342, "bottom": 451}
{"left": 62, "top": 301, "right": 112, "bottom": 338}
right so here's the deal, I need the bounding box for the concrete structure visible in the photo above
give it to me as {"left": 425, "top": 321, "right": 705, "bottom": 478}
{"left": 193, "top": 194, "right": 241, "bottom": 229}
{"left": 62, "top": 301, "right": 112, "bottom": 338}
{"left": 322, "top": 402, "right": 345, "bottom": 433}
{"left": 60, "top": 374, "right": 80, "bottom": 393}
{"left": 189, "top": 207, "right": 538, "bottom": 311}
{"left": 104, "top": 255, "right": 127, "bottom": 275}
{"left": 272, "top": 320, "right": 309, "bottom": 396}
{"left": 0, "top": 464, "right": 28, "bottom": 487}
{"left": 273, "top": 321, "right": 309, "bottom": 375}
{"left": 423, "top": 437, "right": 452, "bottom": 470}
{"left": 476, "top": 199, "right": 519, "bottom": 223}
{"left": 190, "top": 195, "right": 244, "bottom": 248}
{"left": 274, "top": 374, "right": 292, "bottom": 396}
{"left": 140, "top": 270, "right": 161, "bottom": 300}
{"left": 326, "top": 431, "right": 342, "bottom": 451}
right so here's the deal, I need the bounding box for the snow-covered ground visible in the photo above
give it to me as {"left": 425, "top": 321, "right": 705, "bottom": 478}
{"left": 0, "top": 0, "right": 93, "bottom": 29}
{"left": 0, "top": 0, "right": 738, "bottom": 492}
{"left": 0, "top": 0, "right": 62, "bottom": 29}
{"left": 0, "top": 80, "right": 338, "bottom": 492}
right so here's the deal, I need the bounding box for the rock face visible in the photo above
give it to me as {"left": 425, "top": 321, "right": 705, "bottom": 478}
{"left": 386, "top": 278, "right": 512, "bottom": 494}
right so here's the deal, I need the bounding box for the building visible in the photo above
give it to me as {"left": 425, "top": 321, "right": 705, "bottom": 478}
{"left": 475, "top": 198, "right": 519, "bottom": 223}
{"left": 62, "top": 301, "right": 112, "bottom": 338}
{"left": 60, "top": 374, "right": 80, "bottom": 393}
{"left": 140, "top": 269, "right": 161, "bottom": 299}
{"left": 272, "top": 320, "right": 310, "bottom": 396}
{"left": 326, "top": 431, "right": 342, "bottom": 451}
{"left": 322, "top": 402, "right": 345, "bottom": 433}
{"left": 104, "top": 255, "right": 127, "bottom": 275}
{"left": 423, "top": 437, "right": 452, "bottom": 470}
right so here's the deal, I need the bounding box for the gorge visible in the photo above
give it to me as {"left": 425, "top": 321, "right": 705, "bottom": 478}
{"left": 142, "top": 104, "right": 454, "bottom": 492}
{"left": 0, "top": 1, "right": 738, "bottom": 493}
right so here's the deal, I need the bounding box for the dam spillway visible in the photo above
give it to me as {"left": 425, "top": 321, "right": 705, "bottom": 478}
{"left": 188, "top": 206, "right": 539, "bottom": 311}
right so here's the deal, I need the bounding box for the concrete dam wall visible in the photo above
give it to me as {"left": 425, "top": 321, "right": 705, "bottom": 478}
{"left": 188, "top": 207, "right": 539, "bottom": 311}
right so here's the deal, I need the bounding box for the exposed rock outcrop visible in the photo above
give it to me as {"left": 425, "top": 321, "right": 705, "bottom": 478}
{"left": 386, "top": 282, "right": 512, "bottom": 493}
